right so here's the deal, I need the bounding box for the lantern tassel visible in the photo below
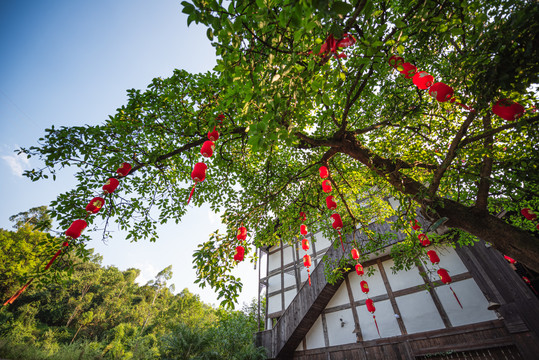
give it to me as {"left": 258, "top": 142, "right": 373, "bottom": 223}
{"left": 373, "top": 315, "right": 381, "bottom": 337}
{"left": 450, "top": 286, "right": 463, "bottom": 309}
{"left": 308, "top": 269, "right": 311, "bottom": 286}
{"left": 187, "top": 184, "right": 196, "bottom": 205}
{"left": 338, "top": 231, "right": 344, "bottom": 252}
{"left": 4, "top": 279, "right": 33, "bottom": 306}
{"left": 44, "top": 249, "right": 63, "bottom": 270}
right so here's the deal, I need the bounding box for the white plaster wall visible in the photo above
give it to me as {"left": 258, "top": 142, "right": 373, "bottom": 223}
{"left": 325, "top": 309, "right": 357, "bottom": 346}
{"left": 283, "top": 270, "right": 296, "bottom": 288}
{"left": 267, "top": 274, "right": 281, "bottom": 293}
{"left": 326, "top": 281, "right": 350, "bottom": 308}
{"left": 296, "top": 342, "right": 304, "bottom": 351}
{"left": 396, "top": 291, "right": 445, "bottom": 334}
{"left": 284, "top": 289, "right": 297, "bottom": 308}
{"left": 382, "top": 259, "right": 424, "bottom": 291}
{"left": 283, "top": 246, "right": 295, "bottom": 266}
{"left": 349, "top": 266, "right": 386, "bottom": 300}
{"left": 313, "top": 232, "right": 332, "bottom": 253}
{"left": 268, "top": 250, "right": 281, "bottom": 272}
{"left": 425, "top": 245, "right": 468, "bottom": 281}
{"left": 435, "top": 278, "right": 497, "bottom": 327}
{"left": 357, "top": 299, "right": 401, "bottom": 341}
{"left": 305, "top": 315, "right": 326, "bottom": 349}
{"left": 267, "top": 294, "right": 282, "bottom": 315}
{"left": 269, "top": 244, "right": 280, "bottom": 252}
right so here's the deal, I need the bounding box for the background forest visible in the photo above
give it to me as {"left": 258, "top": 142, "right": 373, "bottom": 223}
{"left": 0, "top": 212, "right": 266, "bottom": 360}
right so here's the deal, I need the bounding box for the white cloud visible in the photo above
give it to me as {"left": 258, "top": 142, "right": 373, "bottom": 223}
{"left": 1, "top": 151, "right": 30, "bottom": 177}
{"left": 134, "top": 262, "right": 158, "bottom": 286}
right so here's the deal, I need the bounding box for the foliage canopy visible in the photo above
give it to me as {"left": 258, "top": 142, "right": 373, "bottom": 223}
{"left": 20, "top": 0, "right": 539, "bottom": 305}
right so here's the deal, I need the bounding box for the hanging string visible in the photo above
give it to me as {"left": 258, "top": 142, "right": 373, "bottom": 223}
{"left": 187, "top": 184, "right": 196, "bottom": 205}
{"left": 373, "top": 315, "right": 381, "bottom": 337}
{"left": 449, "top": 286, "right": 463, "bottom": 309}
{"left": 337, "top": 230, "right": 345, "bottom": 251}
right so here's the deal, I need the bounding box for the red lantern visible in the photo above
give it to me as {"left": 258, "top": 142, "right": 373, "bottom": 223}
{"left": 200, "top": 141, "right": 215, "bottom": 158}
{"left": 331, "top": 213, "right": 343, "bottom": 230}
{"left": 388, "top": 55, "right": 404, "bottom": 68}
{"left": 85, "top": 197, "right": 105, "bottom": 214}
{"left": 412, "top": 71, "right": 434, "bottom": 90}
{"left": 355, "top": 263, "right": 364, "bottom": 276}
{"left": 302, "top": 238, "right": 310, "bottom": 251}
{"left": 234, "top": 246, "right": 245, "bottom": 262}
{"left": 191, "top": 162, "right": 207, "bottom": 182}
{"left": 300, "top": 224, "right": 308, "bottom": 235}
{"left": 322, "top": 180, "right": 332, "bottom": 193}
{"left": 360, "top": 280, "right": 370, "bottom": 294}
{"left": 437, "top": 268, "right": 452, "bottom": 284}
{"left": 319, "top": 166, "right": 329, "bottom": 179}
{"left": 65, "top": 219, "right": 87, "bottom": 239}
{"left": 116, "top": 163, "right": 132, "bottom": 177}
{"left": 102, "top": 178, "right": 119, "bottom": 194}
{"left": 208, "top": 129, "right": 219, "bottom": 141}
{"left": 521, "top": 208, "right": 537, "bottom": 221}
{"left": 326, "top": 195, "right": 337, "bottom": 210}
{"left": 399, "top": 62, "right": 417, "bottom": 79}
{"left": 216, "top": 113, "right": 225, "bottom": 123}
{"left": 299, "top": 212, "right": 306, "bottom": 221}
{"left": 366, "top": 298, "right": 376, "bottom": 313}
{"left": 429, "top": 82, "right": 454, "bottom": 102}
{"left": 304, "top": 254, "right": 312, "bottom": 286}
{"left": 504, "top": 255, "right": 516, "bottom": 264}
{"left": 410, "top": 219, "right": 421, "bottom": 231}
{"left": 351, "top": 248, "right": 359, "bottom": 260}
{"left": 492, "top": 99, "right": 525, "bottom": 121}
{"left": 336, "top": 33, "right": 356, "bottom": 48}
{"left": 303, "top": 254, "right": 312, "bottom": 267}
{"left": 418, "top": 233, "right": 431, "bottom": 247}
{"left": 237, "top": 226, "right": 247, "bottom": 241}
{"left": 427, "top": 250, "right": 440, "bottom": 264}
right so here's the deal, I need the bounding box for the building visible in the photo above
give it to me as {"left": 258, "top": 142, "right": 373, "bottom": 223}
{"left": 255, "top": 216, "right": 539, "bottom": 359}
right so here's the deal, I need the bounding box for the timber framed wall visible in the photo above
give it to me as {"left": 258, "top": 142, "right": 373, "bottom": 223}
{"left": 257, "top": 236, "right": 539, "bottom": 359}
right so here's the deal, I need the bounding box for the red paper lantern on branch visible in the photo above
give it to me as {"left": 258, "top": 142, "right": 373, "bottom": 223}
{"left": 413, "top": 71, "right": 434, "bottom": 90}
{"left": 331, "top": 213, "right": 345, "bottom": 251}
{"left": 521, "top": 208, "right": 537, "bottom": 221}
{"left": 65, "top": 219, "right": 87, "bottom": 239}
{"left": 85, "top": 197, "right": 105, "bottom": 214}
{"left": 208, "top": 129, "right": 219, "bottom": 142}
{"left": 322, "top": 180, "right": 332, "bottom": 193}
{"left": 418, "top": 233, "right": 431, "bottom": 247}
{"left": 336, "top": 33, "right": 356, "bottom": 48}
{"left": 302, "top": 238, "right": 310, "bottom": 251}
{"left": 366, "top": 298, "right": 380, "bottom": 337}
{"left": 492, "top": 99, "right": 525, "bottom": 121}
{"left": 234, "top": 246, "right": 245, "bottom": 262}
{"left": 299, "top": 212, "right": 307, "bottom": 221}
{"left": 326, "top": 195, "right": 337, "bottom": 210}
{"left": 303, "top": 254, "right": 312, "bottom": 286}
{"left": 102, "top": 178, "right": 119, "bottom": 194}
{"left": 300, "top": 224, "right": 308, "bottom": 235}
{"left": 410, "top": 219, "right": 421, "bottom": 231}
{"left": 437, "top": 268, "right": 452, "bottom": 284}
{"left": 355, "top": 263, "right": 364, "bottom": 276}
{"left": 319, "top": 166, "right": 328, "bottom": 179}
{"left": 200, "top": 141, "right": 215, "bottom": 158}
{"left": 429, "top": 82, "right": 454, "bottom": 102}
{"left": 504, "top": 255, "right": 516, "bottom": 264}
{"left": 116, "top": 163, "right": 132, "bottom": 177}
{"left": 427, "top": 250, "right": 440, "bottom": 264}
{"left": 351, "top": 248, "right": 360, "bottom": 260}
{"left": 360, "top": 280, "right": 370, "bottom": 294}
{"left": 187, "top": 162, "right": 208, "bottom": 204}
{"left": 399, "top": 62, "right": 417, "bottom": 79}
{"left": 388, "top": 55, "right": 404, "bottom": 69}
{"left": 237, "top": 226, "right": 247, "bottom": 241}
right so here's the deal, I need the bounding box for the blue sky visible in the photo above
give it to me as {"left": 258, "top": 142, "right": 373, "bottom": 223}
{"left": 0, "top": 0, "right": 262, "bottom": 308}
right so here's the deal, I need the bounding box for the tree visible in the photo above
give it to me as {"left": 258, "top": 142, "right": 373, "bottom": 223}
{"left": 19, "top": 0, "right": 539, "bottom": 306}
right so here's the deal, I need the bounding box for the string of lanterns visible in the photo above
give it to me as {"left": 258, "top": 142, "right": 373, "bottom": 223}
{"left": 299, "top": 211, "right": 312, "bottom": 286}
{"left": 351, "top": 246, "right": 381, "bottom": 337}
{"left": 4, "top": 162, "right": 132, "bottom": 306}
{"left": 388, "top": 55, "right": 525, "bottom": 120}
{"left": 521, "top": 208, "right": 539, "bottom": 230}
{"left": 188, "top": 114, "right": 224, "bottom": 205}
{"left": 319, "top": 166, "right": 345, "bottom": 252}
{"left": 411, "top": 220, "right": 463, "bottom": 309}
